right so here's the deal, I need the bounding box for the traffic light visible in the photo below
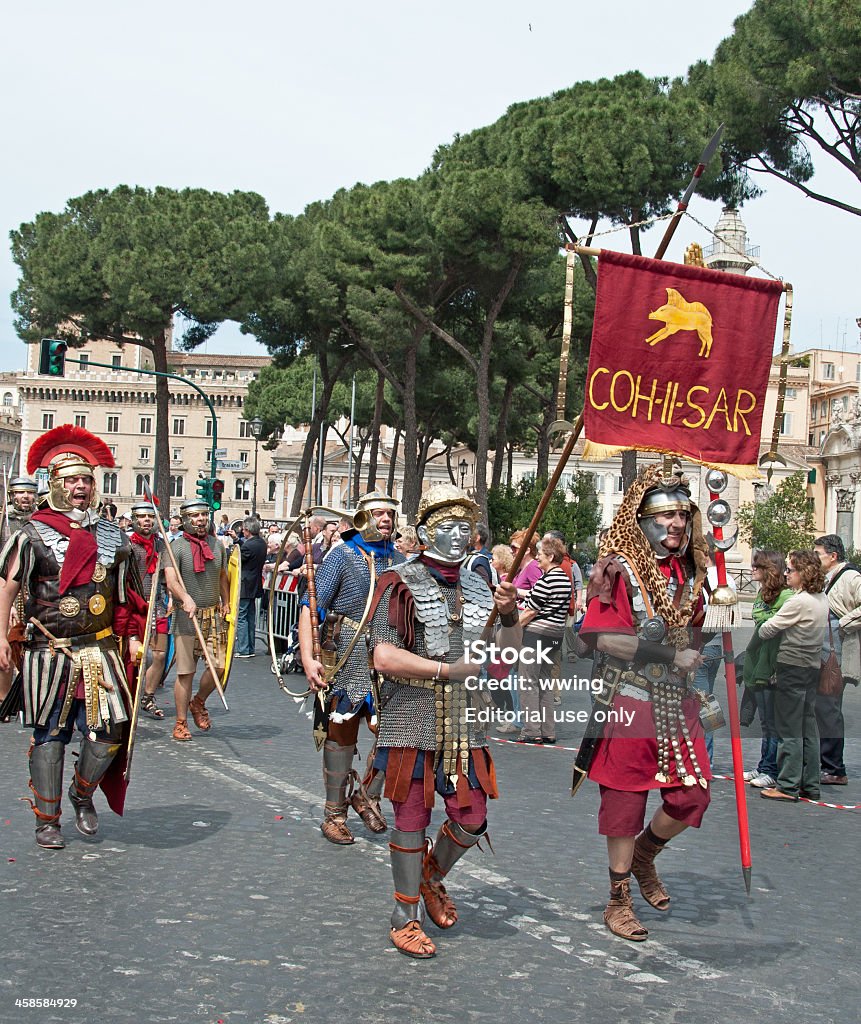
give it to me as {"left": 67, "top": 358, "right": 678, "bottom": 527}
{"left": 196, "top": 477, "right": 213, "bottom": 505}
{"left": 211, "top": 479, "right": 225, "bottom": 511}
{"left": 38, "top": 338, "right": 67, "bottom": 376}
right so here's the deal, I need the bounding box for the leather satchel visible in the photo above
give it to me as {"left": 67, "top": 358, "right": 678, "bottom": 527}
{"left": 818, "top": 620, "right": 844, "bottom": 697}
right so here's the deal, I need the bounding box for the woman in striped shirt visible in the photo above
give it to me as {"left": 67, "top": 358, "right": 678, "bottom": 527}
{"left": 516, "top": 536, "right": 572, "bottom": 744}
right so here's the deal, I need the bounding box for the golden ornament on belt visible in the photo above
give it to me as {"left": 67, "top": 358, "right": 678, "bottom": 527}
{"left": 91, "top": 563, "right": 107, "bottom": 583}
{"left": 59, "top": 596, "right": 81, "bottom": 617}
{"left": 88, "top": 594, "right": 107, "bottom": 615}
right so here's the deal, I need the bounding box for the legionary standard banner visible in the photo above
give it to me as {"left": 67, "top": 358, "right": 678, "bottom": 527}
{"left": 583, "top": 250, "right": 785, "bottom": 477}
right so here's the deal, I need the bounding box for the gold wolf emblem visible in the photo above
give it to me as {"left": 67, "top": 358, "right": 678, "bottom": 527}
{"left": 645, "top": 288, "right": 714, "bottom": 358}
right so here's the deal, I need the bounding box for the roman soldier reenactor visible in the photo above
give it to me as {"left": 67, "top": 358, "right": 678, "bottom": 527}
{"left": 576, "top": 465, "right": 711, "bottom": 941}
{"left": 367, "top": 483, "right": 520, "bottom": 958}
{"left": 300, "top": 491, "right": 404, "bottom": 844}
{"left": 129, "top": 500, "right": 169, "bottom": 720}
{"left": 0, "top": 426, "right": 147, "bottom": 849}
{"left": 0, "top": 476, "right": 39, "bottom": 714}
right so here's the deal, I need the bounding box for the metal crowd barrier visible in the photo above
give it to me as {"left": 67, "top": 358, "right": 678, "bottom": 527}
{"left": 257, "top": 571, "right": 300, "bottom": 646}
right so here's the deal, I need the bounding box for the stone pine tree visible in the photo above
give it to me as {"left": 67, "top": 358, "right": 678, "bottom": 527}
{"left": 691, "top": 0, "right": 861, "bottom": 217}
{"left": 11, "top": 186, "right": 272, "bottom": 510}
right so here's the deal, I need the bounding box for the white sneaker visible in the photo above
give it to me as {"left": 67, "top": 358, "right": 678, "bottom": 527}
{"left": 743, "top": 769, "right": 759, "bottom": 782}
{"left": 750, "top": 773, "right": 776, "bottom": 788}
{"left": 496, "top": 722, "right": 518, "bottom": 734}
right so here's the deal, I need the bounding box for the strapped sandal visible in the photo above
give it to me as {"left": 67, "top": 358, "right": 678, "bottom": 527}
{"left": 188, "top": 695, "right": 211, "bottom": 731}
{"left": 141, "top": 693, "right": 165, "bottom": 720}
{"left": 350, "top": 788, "right": 387, "bottom": 834}
{"left": 390, "top": 920, "right": 436, "bottom": 959}
{"left": 421, "top": 852, "right": 458, "bottom": 929}
{"left": 172, "top": 718, "right": 193, "bottom": 742}
{"left": 603, "top": 878, "right": 648, "bottom": 941}
{"left": 631, "top": 832, "right": 671, "bottom": 911}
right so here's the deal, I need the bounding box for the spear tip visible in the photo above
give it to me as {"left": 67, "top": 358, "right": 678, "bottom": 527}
{"left": 742, "top": 865, "right": 752, "bottom": 896}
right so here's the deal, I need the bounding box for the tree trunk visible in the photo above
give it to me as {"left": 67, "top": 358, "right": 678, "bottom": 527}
{"left": 353, "top": 433, "right": 369, "bottom": 503}
{"left": 491, "top": 378, "right": 516, "bottom": 490}
{"left": 535, "top": 377, "right": 560, "bottom": 482}
{"left": 399, "top": 328, "right": 423, "bottom": 519}
{"left": 152, "top": 329, "right": 171, "bottom": 514}
{"left": 365, "top": 370, "right": 385, "bottom": 491}
{"left": 506, "top": 443, "right": 513, "bottom": 488}
{"left": 621, "top": 450, "right": 638, "bottom": 490}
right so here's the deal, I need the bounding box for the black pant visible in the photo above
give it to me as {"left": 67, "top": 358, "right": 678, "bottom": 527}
{"left": 815, "top": 680, "right": 848, "bottom": 776}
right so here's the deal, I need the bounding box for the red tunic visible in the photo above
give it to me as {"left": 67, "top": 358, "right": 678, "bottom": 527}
{"left": 581, "top": 563, "right": 712, "bottom": 792}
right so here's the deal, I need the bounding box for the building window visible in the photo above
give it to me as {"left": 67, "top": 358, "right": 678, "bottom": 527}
{"left": 102, "top": 472, "right": 118, "bottom": 495}
{"left": 205, "top": 420, "right": 214, "bottom": 437}
{"left": 616, "top": 475, "right": 624, "bottom": 493}
{"left": 779, "top": 413, "right": 792, "bottom": 436}
{"left": 268, "top": 479, "right": 277, "bottom": 502}
{"left": 169, "top": 475, "right": 185, "bottom": 498}
{"left": 239, "top": 451, "right": 249, "bottom": 464}
{"left": 821, "top": 401, "right": 828, "bottom": 418}
{"left": 3, "top": 392, "right": 13, "bottom": 406}
{"left": 139, "top": 446, "right": 150, "bottom": 461}
{"left": 172, "top": 448, "right": 183, "bottom": 462}
{"left": 140, "top": 416, "right": 152, "bottom": 434}
{"left": 172, "top": 417, "right": 185, "bottom": 435}
{"left": 204, "top": 449, "right": 212, "bottom": 463}
{"left": 111, "top": 354, "right": 122, "bottom": 369}
{"left": 235, "top": 478, "right": 250, "bottom": 501}
{"left": 74, "top": 413, "right": 87, "bottom": 428}
{"left": 785, "top": 387, "right": 796, "bottom": 399}
{"left": 78, "top": 353, "right": 89, "bottom": 369}
{"left": 108, "top": 445, "right": 117, "bottom": 458}
{"left": 819, "top": 430, "right": 826, "bottom": 445}
{"left": 822, "top": 362, "right": 835, "bottom": 380}
{"left": 135, "top": 473, "right": 151, "bottom": 495}
{"left": 42, "top": 412, "right": 55, "bottom": 430}
{"left": 239, "top": 421, "right": 252, "bottom": 438}
{"left": 857, "top": 364, "right": 861, "bottom": 382}
{"left": 809, "top": 433, "right": 815, "bottom": 446}
{"left": 106, "top": 415, "right": 120, "bottom": 433}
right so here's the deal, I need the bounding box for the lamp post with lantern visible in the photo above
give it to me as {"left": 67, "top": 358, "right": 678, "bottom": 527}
{"left": 250, "top": 417, "right": 264, "bottom": 516}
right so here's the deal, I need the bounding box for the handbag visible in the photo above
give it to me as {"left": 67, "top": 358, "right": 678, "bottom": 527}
{"left": 818, "top": 619, "right": 844, "bottom": 697}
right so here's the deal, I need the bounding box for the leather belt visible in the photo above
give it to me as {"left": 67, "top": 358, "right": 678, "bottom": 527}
{"left": 29, "top": 626, "right": 114, "bottom": 649}
{"left": 385, "top": 675, "right": 437, "bottom": 690}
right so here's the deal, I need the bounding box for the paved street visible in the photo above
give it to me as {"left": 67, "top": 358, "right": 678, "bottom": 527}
{"left": 1, "top": 649, "right": 857, "bottom": 1024}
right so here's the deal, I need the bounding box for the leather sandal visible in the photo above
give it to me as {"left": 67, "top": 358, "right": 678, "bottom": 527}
{"left": 172, "top": 718, "right": 193, "bottom": 742}
{"left": 631, "top": 832, "right": 671, "bottom": 911}
{"left": 604, "top": 878, "right": 648, "bottom": 941}
{"left": 141, "top": 693, "right": 165, "bottom": 720}
{"left": 390, "top": 920, "right": 436, "bottom": 958}
{"left": 321, "top": 808, "right": 354, "bottom": 845}
{"left": 350, "top": 790, "right": 387, "bottom": 834}
{"left": 421, "top": 853, "right": 458, "bottom": 929}
{"left": 188, "top": 695, "right": 211, "bottom": 731}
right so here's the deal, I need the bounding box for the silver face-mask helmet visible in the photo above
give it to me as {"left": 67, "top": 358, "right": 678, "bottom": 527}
{"left": 636, "top": 483, "right": 693, "bottom": 559}
{"left": 180, "top": 498, "right": 210, "bottom": 533}
{"left": 415, "top": 483, "right": 480, "bottom": 565}
{"left": 9, "top": 477, "right": 38, "bottom": 514}
{"left": 351, "top": 490, "right": 399, "bottom": 543}
{"left": 131, "top": 501, "right": 157, "bottom": 533}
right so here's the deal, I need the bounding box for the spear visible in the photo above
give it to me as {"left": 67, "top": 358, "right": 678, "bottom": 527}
{"left": 653, "top": 124, "right": 724, "bottom": 260}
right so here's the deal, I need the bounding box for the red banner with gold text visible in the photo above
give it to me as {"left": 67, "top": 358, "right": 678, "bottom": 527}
{"left": 583, "top": 250, "right": 784, "bottom": 475}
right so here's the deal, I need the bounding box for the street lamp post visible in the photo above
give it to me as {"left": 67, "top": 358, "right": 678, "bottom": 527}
{"left": 250, "top": 417, "right": 264, "bottom": 517}
{"left": 459, "top": 457, "right": 468, "bottom": 490}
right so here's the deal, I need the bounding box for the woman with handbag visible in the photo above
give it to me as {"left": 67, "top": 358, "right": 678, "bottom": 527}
{"left": 742, "top": 550, "right": 793, "bottom": 789}
{"left": 757, "top": 550, "right": 828, "bottom": 802}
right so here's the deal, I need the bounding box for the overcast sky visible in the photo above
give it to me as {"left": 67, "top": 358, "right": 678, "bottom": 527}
{"left": 2, "top": 0, "right": 857, "bottom": 372}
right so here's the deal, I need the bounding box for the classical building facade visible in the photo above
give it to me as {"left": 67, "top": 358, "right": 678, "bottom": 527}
{"left": 15, "top": 338, "right": 273, "bottom": 520}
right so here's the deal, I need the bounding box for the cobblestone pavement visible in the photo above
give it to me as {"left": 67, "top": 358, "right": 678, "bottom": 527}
{"left": 0, "top": 653, "right": 857, "bottom": 1024}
